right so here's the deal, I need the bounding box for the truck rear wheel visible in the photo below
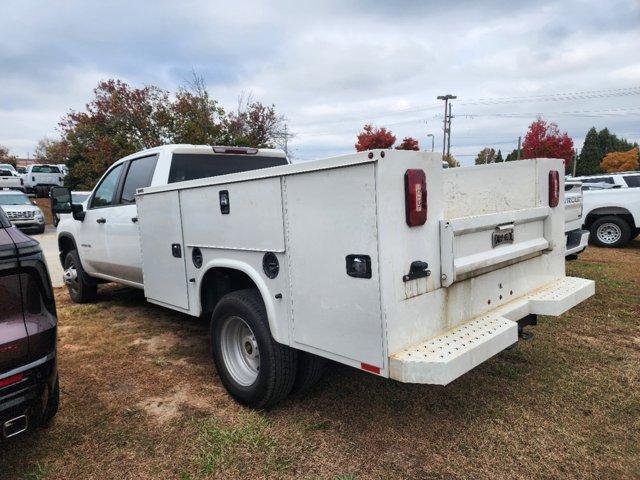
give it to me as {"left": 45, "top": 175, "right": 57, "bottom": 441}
{"left": 292, "top": 351, "right": 326, "bottom": 395}
{"left": 64, "top": 249, "right": 97, "bottom": 303}
{"left": 210, "top": 289, "right": 297, "bottom": 409}
{"left": 590, "top": 216, "right": 631, "bottom": 248}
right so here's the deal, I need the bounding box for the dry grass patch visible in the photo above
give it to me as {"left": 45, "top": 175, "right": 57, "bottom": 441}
{"left": 0, "top": 241, "right": 638, "bottom": 479}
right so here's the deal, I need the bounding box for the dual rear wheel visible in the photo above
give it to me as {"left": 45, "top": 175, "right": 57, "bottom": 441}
{"left": 211, "top": 289, "right": 325, "bottom": 408}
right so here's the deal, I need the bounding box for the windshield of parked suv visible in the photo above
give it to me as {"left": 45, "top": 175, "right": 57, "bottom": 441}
{"left": 168, "top": 154, "right": 288, "bottom": 183}
{"left": 32, "top": 165, "right": 61, "bottom": 173}
{"left": 0, "top": 194, "right": 32, "bottom": 205}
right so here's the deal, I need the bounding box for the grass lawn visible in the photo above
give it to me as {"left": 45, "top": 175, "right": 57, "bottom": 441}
{"left": 1, "top": 241, "right": 638, "bottom": 479}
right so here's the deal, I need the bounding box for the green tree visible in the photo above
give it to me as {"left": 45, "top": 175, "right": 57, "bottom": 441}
{"left": 576, "top": 127, "right": 602, "bottom": 175}
{"left": 495, "top": 149, "right": 503, "bottom": 162}
{"left": 505, "top": 148, "right": 519, "bottom": 162}
{"left": 475, "top": 147, "right": 496, "bottom": 165}
{"left": 168, "top": 74, "right": 225, "bottom": 145}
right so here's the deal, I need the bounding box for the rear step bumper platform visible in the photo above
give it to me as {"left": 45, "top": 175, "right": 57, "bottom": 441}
{"left": 389, "top": 276, "right": 595, "bottom": 385}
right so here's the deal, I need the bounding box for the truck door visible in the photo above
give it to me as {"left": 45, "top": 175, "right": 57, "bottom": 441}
{"left": 80, "top": 163, "right": 125, "bottom": 277}
{"left": 106, "top": 155, "right": 158, "bottom": 285}
{"left": 137, "top": 190, "right": 189, "bottom": 310}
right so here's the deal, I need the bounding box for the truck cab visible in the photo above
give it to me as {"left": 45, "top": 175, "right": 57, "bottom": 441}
{"left": 56, "top": 145, "right": 289, "bottom": 293}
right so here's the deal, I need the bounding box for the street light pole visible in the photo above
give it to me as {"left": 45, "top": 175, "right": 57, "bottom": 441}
{"left": 426, "top": 133, "right": 434, "bottom": 152}
{"left": 437, "top": 94, "right": 457, "bottom": 160}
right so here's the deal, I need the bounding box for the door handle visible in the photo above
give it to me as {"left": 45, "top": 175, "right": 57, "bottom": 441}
{"left": 131, "top": 217, "right": 138, "bottom": 223}
{"left": 96, "top": 217, "right": 106, "bottom": 224}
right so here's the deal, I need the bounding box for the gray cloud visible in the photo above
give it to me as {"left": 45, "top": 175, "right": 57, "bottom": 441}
{"left": 0, "top": 0, "right": 638, "bottom": 164}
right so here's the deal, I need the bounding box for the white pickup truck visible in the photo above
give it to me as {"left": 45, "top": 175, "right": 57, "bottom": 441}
{"left": 582, "top": 187, "right": 640, "bottom": 247}
{"left": 53, "top": 145, "right": 594, "bottom": 408}
{"left": 0, "top": 167, "right": 24, "bottom": 191}
{"left": 564, "top": 181, "right": 589, "bottom": 259}
{"left": 22, "top": 164, "right": 65, "bottom": 197}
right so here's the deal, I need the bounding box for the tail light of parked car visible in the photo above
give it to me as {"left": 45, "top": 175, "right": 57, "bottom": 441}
{"left": 549, "top": 170, "right": 559, "bottom": 208}
{"left": 404, "top": 169, "right": 427, "bottom": 226}
{"left": 0, "top": 373, "right": 25, "bottom": 389}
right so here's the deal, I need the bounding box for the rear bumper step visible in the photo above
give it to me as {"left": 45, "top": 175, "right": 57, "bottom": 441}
{"left": 389, "top": 276, "right": 594, "bottom": 385}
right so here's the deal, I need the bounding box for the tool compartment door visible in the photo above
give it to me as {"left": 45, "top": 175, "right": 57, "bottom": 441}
{"left": 137, "top": 190, "right": 190, "bottom": 310}
{"left": 284, "top": 163, "right": 384, "bottom": 368}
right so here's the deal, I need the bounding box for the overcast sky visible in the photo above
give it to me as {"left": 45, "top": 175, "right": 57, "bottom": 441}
{"left": 1, "top": 0, "right": 639, "bottom": 165}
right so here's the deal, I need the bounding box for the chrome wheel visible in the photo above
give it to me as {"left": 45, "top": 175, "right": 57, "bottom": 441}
{"left": 219, "top": 316, "right": 260, "bottom": 386}
{"left": 63, "top": 262, "right": 79, "bottom": 295}
{"left": 596, "top": 222, "right": 622, "bottom": 245}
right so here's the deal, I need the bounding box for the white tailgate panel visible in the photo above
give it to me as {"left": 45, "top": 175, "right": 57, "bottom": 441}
{"left": 137, "top": 191, "right": 190, "bottom": 309}
{"left": 285, "top": 164, "right": 384, "bottom": 367}
{"left": 179, "top": 177, "right": 285, "bottom": 252}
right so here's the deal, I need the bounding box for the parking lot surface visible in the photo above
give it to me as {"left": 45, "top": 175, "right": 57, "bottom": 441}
{"left": 1, "top": 241, "right": 638, "bottom": 479}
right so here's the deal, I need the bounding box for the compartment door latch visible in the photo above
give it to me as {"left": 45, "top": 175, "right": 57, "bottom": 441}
{"left": 403, "top": 261, "right": 430, "bottom": 282}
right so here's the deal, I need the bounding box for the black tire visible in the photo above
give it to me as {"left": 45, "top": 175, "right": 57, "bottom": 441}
{"left": 589, "top": 216, "right": 632, "bottom": 248}
{"left": 291, "top": 351, "right": 326, "bottom": 395}
{"left": 53, "top": 214, "right": 59, "bottom": 227}
{"left": 64, "top": 249, "right": 97, "bottom": 303}
{"left": 210, "top": 289, "right": 297, "bottom": 409}
{"left": 41, "top": 377, "right": 59, "bottom": 426}
{"left": 35, "top": 226, "right": 45, "bottom": 235}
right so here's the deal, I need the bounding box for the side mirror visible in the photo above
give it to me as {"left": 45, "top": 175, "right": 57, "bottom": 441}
{"left": 51, "top": 186, "right": 85, "bottom": 221}
{"left": 51, "top": 186, "right": 72, "bottom": 214}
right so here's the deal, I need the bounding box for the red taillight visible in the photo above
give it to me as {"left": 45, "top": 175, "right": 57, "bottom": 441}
{"left": 0, "top": 373, "right": 25, "bottom": 389}
{"left": 360, "top": 362, "right": 380, "bottom": 374}
{"left": 549, "top": 170, "right": 559, "bottom": 207}
{"left": 212, "top": 147, "right": 258, "bottom": 155}
{"left": 404, "top": 169, "right": 427, "bottom": 226}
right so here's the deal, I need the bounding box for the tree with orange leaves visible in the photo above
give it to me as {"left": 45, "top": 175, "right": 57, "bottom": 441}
{"left": 600, "top": 147, "right": 639, "bottom": 173}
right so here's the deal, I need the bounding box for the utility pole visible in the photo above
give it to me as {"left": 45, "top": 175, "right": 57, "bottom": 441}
{"left": 516, "top": 136, "right": 521, "bottom": 160}
{"left": 437, "top": 94, "right": 457, "bottom": 160}
{"left": 446, "top": 102, "right": 454, "bottom": 159}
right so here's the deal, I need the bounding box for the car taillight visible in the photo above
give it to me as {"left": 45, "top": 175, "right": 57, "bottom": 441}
{"left": 404, "top": 169, "right": 427, "bottom": 226}
{"left": 549, "top": 170, "right": 559, "bottom": 208}
{"left": 0, "top": 373, "right": 25, "bottom": 389}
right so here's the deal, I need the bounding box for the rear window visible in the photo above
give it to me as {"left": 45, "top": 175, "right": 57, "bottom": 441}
{"left": 0, "top": 169, "right": 14, "bottom": 176}
{"left": 168, "top": 154, "right": 288, "bottom": 184}
{"left": 32, "top": 165, "right": 61, "bottom": 173}
{"left": 583, "top": 176, "right": 614, "bottom": 184}
{"left": 623, "top": 175, "right": 640, "bottom": 188}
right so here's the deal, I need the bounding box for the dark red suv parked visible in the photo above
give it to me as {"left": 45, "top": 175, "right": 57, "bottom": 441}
{"left": 0, "top": 207, "right": 58, "bottom": 439}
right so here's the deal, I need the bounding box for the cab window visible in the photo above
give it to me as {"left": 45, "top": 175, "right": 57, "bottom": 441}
{"left": 91, "top": 163, "right": 124, "bottom": 208}
{"left": 119, "top": 155, "right": 158, "bottom": 204}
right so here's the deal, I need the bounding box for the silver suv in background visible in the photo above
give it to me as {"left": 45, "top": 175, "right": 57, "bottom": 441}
{"left": 0, "top": 191, "right": 46, "bottom": 234}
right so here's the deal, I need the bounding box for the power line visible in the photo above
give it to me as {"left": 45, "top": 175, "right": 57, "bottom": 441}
{"left": 291, "top": 86, "right": 640, "bottom": 129}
